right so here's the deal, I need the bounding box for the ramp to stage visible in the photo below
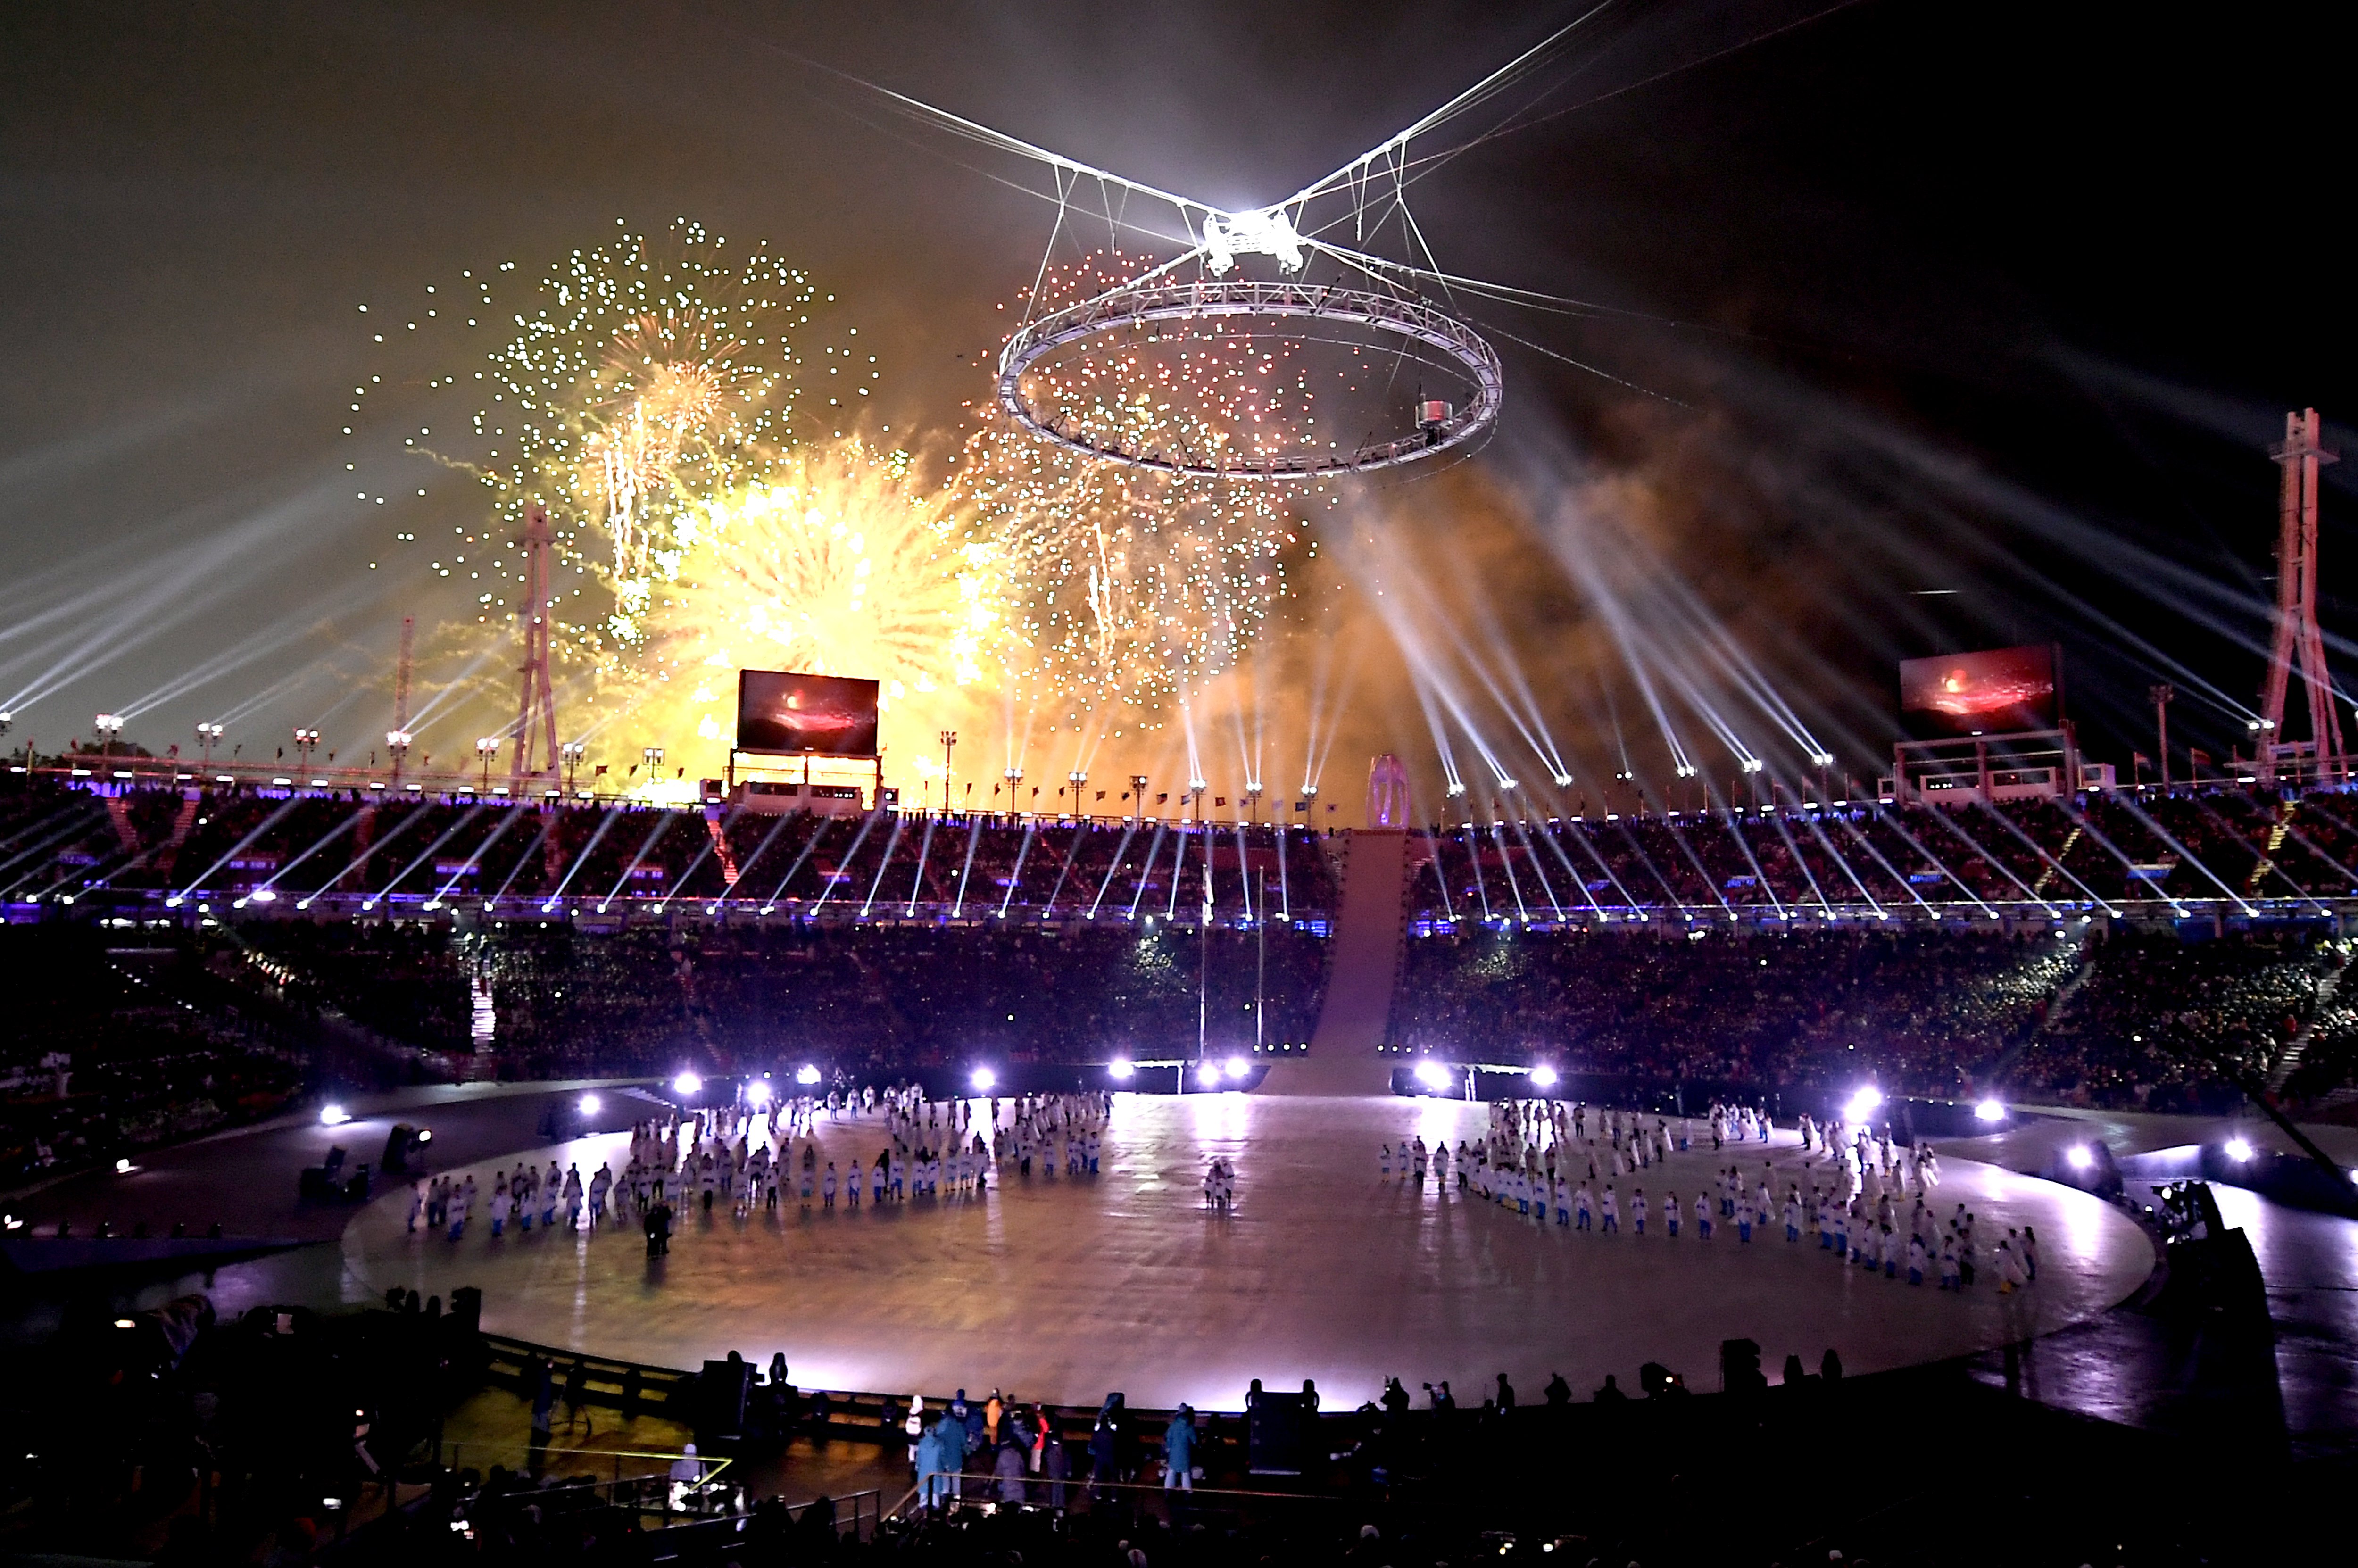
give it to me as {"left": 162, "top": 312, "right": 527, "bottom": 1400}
{"left": 1257, "top": 830, "right": 1408, "bottom": 1096}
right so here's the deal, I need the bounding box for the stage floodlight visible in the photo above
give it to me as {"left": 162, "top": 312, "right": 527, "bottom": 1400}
{"left": 673, "top": 1071, "right": 702, "bottom": 1098}
{"left": 1413, "top": 1059, "right": 1452, "bottom": 1092}
{"left": 579, "top": 1093, "right": 601, "bottom": 1115}
{"left": 1109, "top": 1059, "right": 1135, "bottom": 1080}
{"left": 1843, "top": 1085, "right": 1885, "bottom": 1122}
{"left": 795, "top": 1064, "right": 822, "bottom": 1087}
{"left": 2065, "top": 1145, "right": 2093, "bottom": 1171}
{"left": 1974, "top": 1099, "right": 2005, "bottom": 1123}
{"left": 1197, "top": 1061, "right": 1222, "bottom": 1085}
{"left": 2225, "top": 1137, "right": 2254, "bottom": 1163}
{"left": 1226, "top": 1055, "right": 1248, "bottom": 1078}
{"left": 319, "top": 1103, "right": 350, "bottom": 1127}
{"left": 1530, "top": 1064, "right": 1559, "bottom": 1090}
{"left": 744, "top": 1080, "right": 772, "bottom": 1107}
{"left": 970, "top": 1067, "right": 997, "bottom": 1093}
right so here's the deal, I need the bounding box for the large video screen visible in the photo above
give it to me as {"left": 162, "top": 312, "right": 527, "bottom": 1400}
{"left": 736, "top": 670, "right": 880, "bottom": 757}
{"left": 1898, "top": 645, "right": 2060, "bottom": 737}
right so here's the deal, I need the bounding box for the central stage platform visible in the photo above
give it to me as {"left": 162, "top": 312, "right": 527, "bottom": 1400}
{"left": 341, "top": 1095, "right": 2152, "bottom": 1412}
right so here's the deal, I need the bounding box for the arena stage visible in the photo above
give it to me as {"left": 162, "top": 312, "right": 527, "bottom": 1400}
{"left": 340, "top": 1094, "right": 2153, "bottom": 1412}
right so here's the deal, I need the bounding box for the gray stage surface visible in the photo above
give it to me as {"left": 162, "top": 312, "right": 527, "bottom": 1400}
{"left": 342, "top": 1094, "right": 2153, "bottom": 1411}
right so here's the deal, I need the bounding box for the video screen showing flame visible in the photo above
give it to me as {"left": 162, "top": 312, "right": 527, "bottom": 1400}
{"left": 737, "top": 670, "right": 881, "bottom": 757}
{"left": 1899, "top": 645, "right": 2059, "bottom": 737}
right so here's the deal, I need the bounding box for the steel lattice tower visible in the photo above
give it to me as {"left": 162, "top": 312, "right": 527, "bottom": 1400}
{"left": 2259, "top": 409, "right": 2342, "bottom": 781}
{"left": 510, "top": 504, "right": 559, "bottom": 786}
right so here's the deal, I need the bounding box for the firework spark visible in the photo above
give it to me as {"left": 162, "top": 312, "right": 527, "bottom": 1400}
{"left": 606, "top": 440, "right": 1010, "bottom": 773}
{"left": 948, "top": 251, "right": 1334, "bottom": 718}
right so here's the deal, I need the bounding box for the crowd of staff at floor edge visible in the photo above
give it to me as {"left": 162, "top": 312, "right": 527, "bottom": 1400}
{"left": 405, "top": 1086, "right": 1115, "bottom": 1253}
{"left": 1380, "top": 1100, "right": 2040, "bottom": 1292}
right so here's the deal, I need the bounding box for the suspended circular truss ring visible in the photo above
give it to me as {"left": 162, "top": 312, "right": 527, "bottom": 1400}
{"left": 996, "top": 280, "right": 1503, "bottom": 480}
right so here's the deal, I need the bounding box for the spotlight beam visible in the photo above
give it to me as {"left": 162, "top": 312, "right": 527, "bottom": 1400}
{"left": 489, "top": 808, "right": 561, "bottom": 904}
{"left": 253, "top": 809, "right": 365, "bottom": 898}
{"left": 542, "top": 803, "right": 623, "bottom": 907}
{"left": 1125, "top": 824, "right": 1170, "bottom": 922}
{"left": 374, "top": 804, "right": 485, "bottom": 904}
{"left": 1085, "top": 823, "right": 1138, "bottom": 921}
{"left": 764, "top": 817, "right": 838, "bottom": 910}
{"left": 1418, "top": 824, "right": 1458, "bottom": 923}
{"left": 175, "top": 795, "right": 305, "bottom": 903}
{"left": 1039, "top": 821, "right": 1093, "bottom": 918}
{"left": 951, "top": 812, "right": 983, "bottom": 918}
{"left": 901, "top": 812, "right": 941, "bottom": 918}
{"left": 855, "top": 810, "right": 908, "bottom": 919}
{"left": 809, "top": 806, "right": 884, "bottom": 917}
{"left": 429, "top": 804, "right": 528, "bottom": 905}
{"left": 1872, "top": 807, "right": 2005, "bottom": 920}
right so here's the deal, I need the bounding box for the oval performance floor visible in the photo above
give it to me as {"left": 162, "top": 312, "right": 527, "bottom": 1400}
{"left": 341, "top": 1093, "right": 2153, "bottom": 1411}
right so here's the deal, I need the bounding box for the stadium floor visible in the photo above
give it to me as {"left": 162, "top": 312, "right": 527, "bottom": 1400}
{"left": 338, "top": 1094, "right": 2153, "bottom": 1410}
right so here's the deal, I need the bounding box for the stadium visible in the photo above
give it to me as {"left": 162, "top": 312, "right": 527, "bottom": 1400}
{"left": 4, "top": 5, "right": 2355, "bottom": 1568}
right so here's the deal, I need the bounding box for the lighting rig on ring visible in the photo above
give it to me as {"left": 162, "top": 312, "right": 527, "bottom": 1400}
{"left": 802, "top": 10, "right": 1685, "bottom": 480}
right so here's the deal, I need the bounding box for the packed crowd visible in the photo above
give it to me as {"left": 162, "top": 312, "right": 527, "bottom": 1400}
{"left": 1409, "top": 786, "right": 2358, "bottom": 915}
{"left": 240, "top": 922, "right": 1329, "bottom": 1076}
{"left": 2, "top": 780, "right": 1342, "bottom": 920}
{"left": 0, "top": 927, "right": 308, "bottom": 1182}
{"left": 1392, "top": 927, "right": 2076, "bottom": 1095}
{"left": 1393, "top": 922, "right": 2356, "bottom": 1107}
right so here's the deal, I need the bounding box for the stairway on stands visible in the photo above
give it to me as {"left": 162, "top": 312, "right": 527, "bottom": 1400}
{"left": 2244, "top": 805, "right": 2294, "bottom": 896}
{"left": 2030, "top": 825, "right": 2082, "bottom": 898}
{"left": 153, "top": 790, "right": 203, "bottom": 881}
{"left": 2265, "top": 941, "right": 2354, "bottom": 1095}
{"left": 705, "top": 805, "right": 741, "bottom": 886}
{"left": 1978, "top": 935, "right": 2097, "bottom": 1092}
{"left": 104, "top": 796, "right": 141, "bottom": 856}
{"left": 1257, "top": 830, "right": 1408, "bottom": 1096}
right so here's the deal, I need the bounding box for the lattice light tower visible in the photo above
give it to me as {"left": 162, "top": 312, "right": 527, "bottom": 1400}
{"left": 2259, "top": 409, "right": 2342, "bottom": 782}
{"left": 510, "top": 504, "right": 560, "bottom": 787}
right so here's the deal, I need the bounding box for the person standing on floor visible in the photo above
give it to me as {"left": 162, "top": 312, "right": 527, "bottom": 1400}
{"left": 1162, "top": 1404, "right": 1196, "bottom": 1492}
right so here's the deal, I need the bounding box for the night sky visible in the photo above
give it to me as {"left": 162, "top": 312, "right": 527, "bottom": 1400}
{"left": 4, "top": 0, "right": 2351, "bottom": 799}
